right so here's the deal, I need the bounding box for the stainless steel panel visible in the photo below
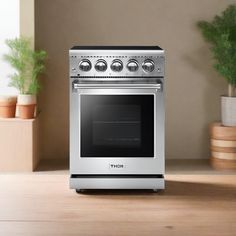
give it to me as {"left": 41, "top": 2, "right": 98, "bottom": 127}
{"left": 70, "top": 177, "right": 165, "bottom": 190}
{"left": 69, "top": 49, "right": 165, "bottom": 78}
{"left": 69, "top": 47, "right": 165, "bottom": 190}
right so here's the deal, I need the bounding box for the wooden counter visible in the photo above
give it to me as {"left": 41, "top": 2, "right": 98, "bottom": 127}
{"left": 0, "top": 118, "right": 39, "bottom": 171}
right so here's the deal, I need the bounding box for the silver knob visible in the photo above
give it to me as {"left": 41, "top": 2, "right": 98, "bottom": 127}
{"left": 111, "top": 59, "right": 123, "bottom": 72}
{"left": 127, "top": 59, "right": 139, "bottom": 72}
{"left": 142, "top": 59, "right": 155, "bottom": 72}
{"left": 79, "top": 59, "right": 92, "bottom": 72}
{"left": 95, "top": 59, "right": 107, "bottom": 72}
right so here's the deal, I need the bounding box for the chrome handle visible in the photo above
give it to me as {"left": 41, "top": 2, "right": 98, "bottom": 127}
{"left": 73, "top": 83, "right": 162, "bottom": 90}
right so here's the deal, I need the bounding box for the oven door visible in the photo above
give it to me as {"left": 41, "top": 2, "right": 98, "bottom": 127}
{"left": 70, "top": 87, "right": 164, "bottom": 174}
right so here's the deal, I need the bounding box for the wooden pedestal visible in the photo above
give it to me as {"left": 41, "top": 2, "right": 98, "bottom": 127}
{"left": 0, "top": 118, "right": 39, "bottom": 171}
{"left": 210, "top": 122, "right": 236, "bottom": 170}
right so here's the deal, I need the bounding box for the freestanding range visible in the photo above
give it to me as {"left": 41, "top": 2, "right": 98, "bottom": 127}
{"left": 69, "top": 46, "right": 165, "bottom": 191}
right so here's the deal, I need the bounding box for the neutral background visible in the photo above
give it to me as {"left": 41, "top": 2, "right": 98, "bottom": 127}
{"left": 35, "top": 0, "right": 235, "bottom": 160}
{"left": 0, "top": 0, "right": 19, "bottom": 95}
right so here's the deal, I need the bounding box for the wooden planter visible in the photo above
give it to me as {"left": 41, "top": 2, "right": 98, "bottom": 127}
{"left": 210, "top": 122, "right": 236, "bottom": 170}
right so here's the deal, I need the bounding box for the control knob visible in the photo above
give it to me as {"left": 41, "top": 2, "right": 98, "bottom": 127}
{"left": 95, "top": 59, "right": 107, "bottom": 72}
{"left": 127, "top": 59, "right": 139, "bottom": 72}
{"left": 142, "top": 59, "right": 155, "bottom": 72}
{"left": 111, "top": 59, "right": 123, "bottom": 72}
{"left": 79, "top": 59, "right": 92, "bottom": 72}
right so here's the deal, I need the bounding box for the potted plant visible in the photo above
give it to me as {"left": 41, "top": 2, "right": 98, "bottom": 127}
{"left": 3, "top": 38, "right": 47, "bottom": 119}
{"left": 197, "top": 5, "right": 236, "bottom": 126}
{"left": 0, "top": 95, "right": 17, "bottom": 118}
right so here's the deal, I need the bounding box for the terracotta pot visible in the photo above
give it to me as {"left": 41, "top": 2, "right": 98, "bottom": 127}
{"left": 17, "top": 94, "right": 36, "bottom": 119}
{"left": 0, "top": 96, "right": 17, "bottom": 118}
{"left": 18, "top": 104, "right": 36, "bottom": 119}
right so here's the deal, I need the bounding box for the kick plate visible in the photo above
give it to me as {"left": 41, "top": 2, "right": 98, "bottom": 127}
{"left": 70, "top": 175, "right": 164, "bottom": 190}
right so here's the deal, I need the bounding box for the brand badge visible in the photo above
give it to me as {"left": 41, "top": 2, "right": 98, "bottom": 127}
{"left": 109, "top": 164, "right": 125, "bottom": 169}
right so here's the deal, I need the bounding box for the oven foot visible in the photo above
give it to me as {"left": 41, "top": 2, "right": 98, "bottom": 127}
{"left": 76, "top": 189, "right": 85, "bottom": 194}
{"left": 153, "top": 189, "right": 159, "bottom": 193}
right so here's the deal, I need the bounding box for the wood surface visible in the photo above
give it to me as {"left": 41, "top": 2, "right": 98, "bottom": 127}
{"left": 210, "top": 123, "right": 236, "bottom": 170}
{"left": 211, "top": 146, "right": 236, "bottom": 153}
{"left": 211, "top": 157, "right": 236, "bottom": 170}
{"left": 0, "top": 174, "right": 236, "bottom": 236}
{"left": 212, "top": 152, "right": 236, "bottom": 160}
{"left": 211, "top": 139, "right": 236, "bottom": 148}
{"left": 0, "top": 118, "right": 39, "bottom": 171}
{"left": 210, "top": 122, "right": 236, "bottom": 140}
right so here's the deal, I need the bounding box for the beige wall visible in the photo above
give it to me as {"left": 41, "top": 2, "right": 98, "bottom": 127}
{"left": 20, "top": 0, "right": 35, "bottom": 48}
{"left": 35, "top": 0, "right": 234, "bottom": 160}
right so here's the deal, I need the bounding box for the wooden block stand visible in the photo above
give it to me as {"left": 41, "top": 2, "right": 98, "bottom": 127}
{"left": 0, "top": 118, "right": 39, "bottom": 171}
{"left": 210, "top": 122, "right": 236, "bottom": 170}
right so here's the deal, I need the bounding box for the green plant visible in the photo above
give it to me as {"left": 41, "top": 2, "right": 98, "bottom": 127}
{"left": 197, "top": 4, "right": 236, "bottom": 97}
{"left": 3, "top": 37, "right": 47, "bottom": 95}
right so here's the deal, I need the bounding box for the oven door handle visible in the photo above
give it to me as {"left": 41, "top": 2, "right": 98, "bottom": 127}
{"left": 72, "top": 83, "right": 162, "bottom": 91}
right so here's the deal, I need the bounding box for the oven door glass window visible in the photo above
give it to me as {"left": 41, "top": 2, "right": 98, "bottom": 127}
{"left": 81, "top": 95, "right": 154, "bottom": 157}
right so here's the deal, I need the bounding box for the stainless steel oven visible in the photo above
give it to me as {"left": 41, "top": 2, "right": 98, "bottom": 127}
{"left": 69, "top": 46, "right": 165, "bottom": 191}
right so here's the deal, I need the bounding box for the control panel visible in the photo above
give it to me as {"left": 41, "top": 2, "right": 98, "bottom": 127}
{"left": 69, "top": 49, "right": 164, "bottom": 78}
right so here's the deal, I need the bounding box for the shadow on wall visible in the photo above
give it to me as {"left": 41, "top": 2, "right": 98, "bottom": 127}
{"left": 183, "top": 43, "right": 227, "bottom": 159}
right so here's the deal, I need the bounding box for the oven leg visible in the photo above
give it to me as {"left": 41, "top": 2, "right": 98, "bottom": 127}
{"left": 76, "top": 189, "right": 85, "bottom": 194}
{"left": 153, "top": 189, "right": 159, "bottom": 193}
